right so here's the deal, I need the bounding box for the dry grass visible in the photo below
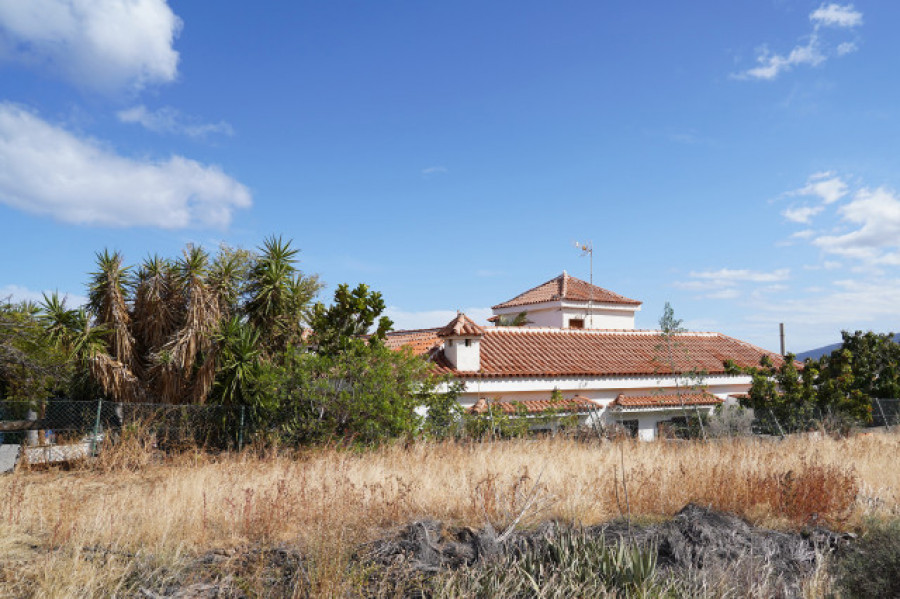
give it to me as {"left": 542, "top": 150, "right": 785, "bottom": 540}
{"left": 2, "top": 432, "right": 900, "bottom": 597}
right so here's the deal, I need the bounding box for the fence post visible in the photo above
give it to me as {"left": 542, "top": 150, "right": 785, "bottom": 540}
{"left": 91, "top": 398, "right": 103, "bottom": 456}
{"left": 875, "top": 398, "right": 892, "bottom": 432}
{"left": 238, "top": 405, "right": 245, "bottom": 451}
{"left": 769, "top": 408, "right": 786, "bottom": 439}
{"left": 25, "top": 409, "right": 38, "bottom": 446}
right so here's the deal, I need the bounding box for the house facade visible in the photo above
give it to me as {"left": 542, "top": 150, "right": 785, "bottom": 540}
{"left": 385, "top": 272, "right": 783, "bottom": 441}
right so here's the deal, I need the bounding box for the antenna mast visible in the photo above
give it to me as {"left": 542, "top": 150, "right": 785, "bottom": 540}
{"left": 574, "top": 241, "right": 594, "bottom": 328}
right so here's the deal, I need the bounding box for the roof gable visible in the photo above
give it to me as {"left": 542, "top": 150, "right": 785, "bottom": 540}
{"left": 492, "top": 272, "right": 641, "bottom": 310}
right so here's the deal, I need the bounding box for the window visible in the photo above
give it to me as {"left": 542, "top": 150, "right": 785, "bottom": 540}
{"left": 569, "top": 318, "right": 584, "bottom": 329}
{"left": 465, "top": 339, "right": 471, "bottom": 347}
{"left": 447, "top": 339, "right": 454, "bottom": 347}
{"left": 620, "top": 419, "right": 638, "bottom": 438}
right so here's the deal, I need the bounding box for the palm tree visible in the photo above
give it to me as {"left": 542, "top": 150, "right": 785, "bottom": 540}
{"left": 42, "top": 239, "right": 320, "bottom": 405}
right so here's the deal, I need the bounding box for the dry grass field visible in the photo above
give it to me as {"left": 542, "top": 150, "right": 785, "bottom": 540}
{"left": 1, "top": 432, "right": 899, "bottom": 597}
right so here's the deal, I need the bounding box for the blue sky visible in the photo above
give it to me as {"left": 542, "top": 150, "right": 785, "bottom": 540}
{"left": 1, "top": 1, "right": 899, "bottom": 353}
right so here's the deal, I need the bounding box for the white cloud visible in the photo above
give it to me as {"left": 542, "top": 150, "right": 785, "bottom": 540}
{"left": 0, "top": 103, "right": 251, "bottom": 228}
{"left": 792, "top": 229, "right": 816, "bottom": 239}
{"left": 783, "top": 205, "right": 824, "bottom": 224}
{"left": 751, "top": 278, "right": 900, "bottom": 328}
{"left": 421, "top": 166, "right": 448, "bottom": 176}
{"left": 0, "top": 284, "right": 86, "bottom": 307}
{"left": 688, "top": 268, "right": 790, "bottom": 283}
{"left": 836, "top": 41, "right": 858, "bottom": 55}
{"left": 705, "top": 288, "right": 741, "bottom": 300}
{"left": 810, "top": 3, "right": 863, "bottom": 28}
{"left": 384, "top": 306, "right": 493, "bottom": 331}
{"left": 739, "top": 39, "right": 825, "bottom": 81}
{"left": 117, "top": 105, "right": 234, "bottom": 139}
{"left": 813, "top": 187, "right": 900, "bottom": 262}
{"left": 735, "top": 4, "right": 861, "bottom": 81}
{"left": 791, "top": 172, "right": 849, "bottom": 204}
{"left": 0, "top": 0, "right": 181, "bottom": 93}
{"left": 676, "top": 268, "right": 790, "bottom": 302}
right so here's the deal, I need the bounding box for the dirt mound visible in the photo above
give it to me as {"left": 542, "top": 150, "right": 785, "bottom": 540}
{"left": 137, "top": 545, "right": 308, "bottom": 599}
{"left": 362, "top": 504, "right": 853, "bottom": 586}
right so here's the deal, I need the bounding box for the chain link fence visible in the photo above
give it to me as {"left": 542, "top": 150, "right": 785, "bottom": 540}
{"left": 0, "top": 399, "right": 245, "bottom": 465}
{"left": 2, "top": 397, "right": 899, "bottom": 465}
{"left": 749, "top": 398, "right": 900, "bottom": 437}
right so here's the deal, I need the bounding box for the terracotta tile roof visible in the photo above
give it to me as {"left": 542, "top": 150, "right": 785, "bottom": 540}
{"left": 432, "top": 328, "right": 785, "bottom": 378}
{"left": 468, "top": 395, "right": 598, "bottom": 415}
{"left": 492, "top": 272, "right": 641, "bottom": 309}
{"left": 609, "top": 392, "right": 723, "bottom": 409}
{"left": 382, "top": 328, "right": 442, "bottom": 354}
{"left": 437, "top": 312, "right": 485, "bottom": 338}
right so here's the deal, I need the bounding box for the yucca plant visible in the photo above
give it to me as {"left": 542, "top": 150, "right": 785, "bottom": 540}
{"left": 40, "top": 238, "right": 320, "bottom": 405}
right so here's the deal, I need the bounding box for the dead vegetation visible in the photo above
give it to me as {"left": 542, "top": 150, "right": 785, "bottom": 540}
{"left": 1, "top": 433, "right": 900, "bottom": 597}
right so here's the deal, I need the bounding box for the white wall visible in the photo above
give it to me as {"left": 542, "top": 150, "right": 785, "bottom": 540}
{"left": 443, "top": 337, "right": 481, "bottom": 371}
{"left": 451, "top": 373, "right": 751, "bottom": 441}
{"left": 492, "top": 300, "right": 639, "bottom": 330}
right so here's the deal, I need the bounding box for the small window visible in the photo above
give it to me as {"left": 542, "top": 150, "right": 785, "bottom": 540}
{"left": 447, "top": 339, "right": 454, "bottom": 347}
{"left": 465, "top": 339, "right": 471, "bottom": 347}
{"left": 569, "top": 318, "right": 584, "bottom": 329}
{"left": 620, "top": 419, "right": 639, "bottom": 438}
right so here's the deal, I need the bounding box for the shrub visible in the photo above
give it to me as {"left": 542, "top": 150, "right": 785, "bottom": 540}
{"left": 434, "top": 530, "right": 664, "bottom": 598}
{"left": 833, "top": 518, "right": 900, "bottom": 598}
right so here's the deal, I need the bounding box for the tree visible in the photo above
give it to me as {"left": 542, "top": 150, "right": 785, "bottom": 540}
{"left": 656, "top": 302, "right": 707, "bottom": 439}
{"left": 43, "top": 237, "right": 320, "bottom": 405}
{"left": 728, "top": 330, "right": 886, "bottom": 433}
{"left": 0, "top": 298, "right": 68, "bottom": 401}
{"left": 729, "top": 353, "right": 818, "bottom": 434}
{"left": 271, "top": 281, "right": 455, "bottom": 444}
{"left": 308, "top": 283, "right": 392, "bottom": 355}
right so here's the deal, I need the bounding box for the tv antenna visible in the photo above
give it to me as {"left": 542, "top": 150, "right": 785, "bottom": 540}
{"left": 574, "top": 240, "right": 593, "bottom": 328}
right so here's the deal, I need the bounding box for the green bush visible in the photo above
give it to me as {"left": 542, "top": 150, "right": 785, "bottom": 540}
{"left": 833, "top": 518, "right": 900, "bottom": 598}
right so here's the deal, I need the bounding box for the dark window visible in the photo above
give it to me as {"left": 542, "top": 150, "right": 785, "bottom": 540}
{"left": 569, "top": 318, "right": 584, "bottom": 329}
{"left": 620, "top": 419, "right": 638, "bottom": 438}
{"left": 465, "top": 339, "right": 471, "bottom": 347}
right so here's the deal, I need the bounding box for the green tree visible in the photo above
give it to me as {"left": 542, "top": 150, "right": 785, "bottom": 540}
{"left": 308, "top": 283, "right": 392, "bottom": 355}
{"left": 0, "top": 298, "right": 69, "bottom": 401}
{"left": 270, "top": 281, "right": 457, "bottom": 445}
{"left": 728, "top": 331, "right": 884, "bottom": 432}
{"left": 276, "top": 344, "right": 439, "bottom": 444}
{"left": 656, "top": 301, "right": 707, "bottom": 439}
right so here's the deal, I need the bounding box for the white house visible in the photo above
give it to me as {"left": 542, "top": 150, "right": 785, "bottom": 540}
{"left": 385, "top": 272, "right": 783, "bottom": 441}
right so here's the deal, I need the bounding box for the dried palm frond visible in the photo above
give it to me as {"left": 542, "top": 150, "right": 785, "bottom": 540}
{"left": 88, "top": 250, "right": 137, "bottom": 372}
{"left": 90, "top": 353, "right": 146, "bottom": 403}
{"left": 132, "top": 256, "right": 180, "bottom": 356}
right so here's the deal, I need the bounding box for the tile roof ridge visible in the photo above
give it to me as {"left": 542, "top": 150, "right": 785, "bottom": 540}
{"left": 711, "top": 331, "right": 790, "bottom": 361}
{"left": 386, "top": 327, "right": 441, "bottom": 335}
{"left": 491, "top": 274, "right": 563, "bottom": 309}
{"left": 482, "top": 327, "right": 723, "bottom": 336}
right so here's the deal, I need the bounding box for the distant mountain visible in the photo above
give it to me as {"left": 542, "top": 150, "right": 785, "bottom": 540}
{"left": 794, "top": 333, "right": 900, "bottom": 362}
{"left": 794, "top": 343, "right": 842, "bottom": 362}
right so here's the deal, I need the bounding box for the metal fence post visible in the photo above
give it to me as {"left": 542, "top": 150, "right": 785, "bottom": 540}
{"left": 875, "top": 398, "right": 892, "bottom": 432}
{"left": 238, "top": 405, "right": 245, "bottom": 451}
{"left": 769, "top": 407, "right": 786, "bottom": 438}
{"left": 91, "top": 398, "right": 103, "bottom": 455}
